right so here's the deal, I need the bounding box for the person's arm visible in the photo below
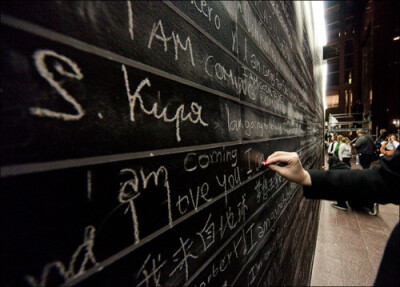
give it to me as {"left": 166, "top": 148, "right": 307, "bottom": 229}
{"left": 338, "top": 144, "right": 344, "bottom": 161}
{"left": 380, "top": 141, "right": 389, "bottom": 155}
{"left": 353, "top": 137, "right": 364, "bottom": 149}
{"left": 266, "top": 150, "right": 400, "bottom": 205}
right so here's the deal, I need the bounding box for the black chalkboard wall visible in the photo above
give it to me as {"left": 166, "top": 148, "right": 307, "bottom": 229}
{"left": 1, "top": 1, "right": 325, "bottom": 286}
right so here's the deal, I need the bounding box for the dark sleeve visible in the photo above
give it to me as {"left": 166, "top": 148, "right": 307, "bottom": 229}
{"left": 374, "top": 222, "right": 400, "bottom": 286}
{"left": 303, "top": 149, "right": 400, "bottom": 204}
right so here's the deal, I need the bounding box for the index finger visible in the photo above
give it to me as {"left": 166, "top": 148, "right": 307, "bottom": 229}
{"left": 267, "top": 151, "right": 292, "bottom": 161}
{"left": 266, "top": 154, "right": 293, "bottom": 165}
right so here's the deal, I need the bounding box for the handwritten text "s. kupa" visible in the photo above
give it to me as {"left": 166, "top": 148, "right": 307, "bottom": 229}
{"left": 28, "top": 49, "right": 209, "bottom": 143}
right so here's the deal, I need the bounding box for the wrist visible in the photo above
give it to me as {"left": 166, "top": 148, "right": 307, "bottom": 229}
{"left": 300, "top": 170, "right": 312, "bottom": 186}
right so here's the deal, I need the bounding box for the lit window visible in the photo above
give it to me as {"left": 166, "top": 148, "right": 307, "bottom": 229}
{"left": 326, "top": 95, "right": 339, "bottom": 108}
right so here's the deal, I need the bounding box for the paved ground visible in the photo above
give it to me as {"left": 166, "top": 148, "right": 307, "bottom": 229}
{"left": 310, "top": 156, "right": 399, "bottom": 286}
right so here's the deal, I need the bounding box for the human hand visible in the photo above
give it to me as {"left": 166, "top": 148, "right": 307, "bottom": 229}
{"left": 266, "top": 152, "right": 311, "bottom": 186}
{"left": 321, "top": 166, "right": 328, "bottom": 171}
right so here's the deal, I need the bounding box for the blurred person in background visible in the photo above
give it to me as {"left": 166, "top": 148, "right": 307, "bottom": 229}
{"left": 338, "top": 137, "right": 352, "bottom": 167}
{"left": 352, "top": 129, "right": 377, "bottom": 214}
{"left": 380, "top": 134, "right": 399, "bottom": 157}
{"left": 327, "top": 134, "right": 338, "bottom": 157}
{"left": 322, "top": 155, "right": 350, "bottom": 211}
{"left": 375, "top": 129, "right": 388, "bottom": 155}
{"left": 353, "top": 129, "right": 375, "bottom": 169}
{"left": 334, "top": 134, "right": 343, "bottom": 157}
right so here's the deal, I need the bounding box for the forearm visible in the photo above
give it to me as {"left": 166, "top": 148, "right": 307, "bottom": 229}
{"left": 338, "top": 150, "right": 344, "bottom": 161}
{"left": 380, "top": 142, "right": 389, "bottom": 155}
{"left": 303, "top": 168, "right": 399, "bottom": 204}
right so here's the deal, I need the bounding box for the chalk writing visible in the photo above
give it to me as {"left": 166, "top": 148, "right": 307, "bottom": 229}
{"left": 215, "top": 167, "right": 241, "bottom": 206}
{"left": 243, "top": 37, "right": 248, "bottom": 63}
{"left": 242, "top": 223, "right": 257, "bottom": 257}
{"left": 119, "top": 166, "right": 172, "bottom": 244}
{"left": 176, "top": 182, "right": 211, "bottom": 215}
{"left": 231, "top": 23, "right": 238, "bottom": 53}
{"left": 190, "top": 0, "right": 221, "bottom": 30}
{"left": 195, "top": 217, "right": 258, "bottom": 287}
{"left": 87, "top": 170, "right": 92, "bottom": 201}
{"left": 122, "top": 66, "right": 208, "bottom": 142}
{"left": 227, "top": 103, "right": 307, "bottom": 138}
{"left": 194, "top": 179, "right": 302, "bottom": 287}
{"left": 30, "top": 50, "right": 85, "bottom": 120}
{"left": 248, "top": 260, "right": 263, "bottom": 285}
{"left": 169, "top": 237, "right": 198, "bottom": 281}
{"left": 136, "top": 254, "right": 167, "bottom": 287}
{"left": 245, "top": 148, "right": 265, "bottom": 176}
{"left": 196, "top": 212, "right": 216, "bottom": 252}
{"left": 183, "top": 148, "right": 238, "bottom": 172}
{"left": 25, "top": 226, "right": 97, "bottom": 286}
{"left": 148, "top": 19, "right": 195, "bottom": 66}
{"left": 237, "top": 194, "right": 248, "bottom": 223}
{"left": 194, "top": 249, "right": 234, "bottom": 287}
{"left": 219, "top": 206, "right": 237, "bottom": 240}
{"left": 255, "top": 174, "right": 286, "bottom": 204}
{"left": 205, "top": 54, "right": 249, "bottom": 96}
{"left": 126, "top": 0, "right": 134, "bottom": 40}
{"left": 236, "top": 2, "right": 307, "bottom": 101}
{"left": 68, "top": 226, "right": 97, "bottom": 276}
{"left": 119, "top": 168, "right": 141, "bottom": 243}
